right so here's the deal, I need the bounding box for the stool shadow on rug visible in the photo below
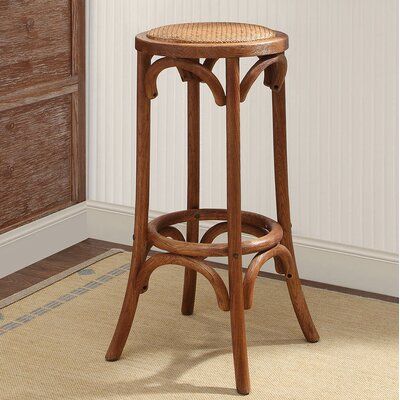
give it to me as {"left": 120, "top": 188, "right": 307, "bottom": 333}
{"left": 98, "top": 309, "right": 308, "bottom": 398}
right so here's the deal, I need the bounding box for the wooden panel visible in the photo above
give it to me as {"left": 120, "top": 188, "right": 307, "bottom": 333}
{"left": 71, "top": 0, "right": 86, "bottom": 202}
{"left": 0, "top": 0, "right": 72, "bottom": 94}
{"left": 0, "top": 96, "right": 73, "bottom": 232}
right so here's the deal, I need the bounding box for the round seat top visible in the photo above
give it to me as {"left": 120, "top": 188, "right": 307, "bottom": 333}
{"left": 136, "top": 22, "right": 288, "bottom": 58}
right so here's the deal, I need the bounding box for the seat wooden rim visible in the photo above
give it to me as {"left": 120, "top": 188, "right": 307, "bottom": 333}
{"left": 148, "top": 208, "right": 283, "bottom": 257}
{"left": 135, "top": 31, "right": 288, "bottom": 59}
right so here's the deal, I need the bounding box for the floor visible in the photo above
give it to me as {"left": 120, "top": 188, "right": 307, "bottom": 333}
{"left": 2, "top": 249, "right": 397, "bottom": 400}
{"left": 0, "top": 238, "right": 397, "bottom": 303}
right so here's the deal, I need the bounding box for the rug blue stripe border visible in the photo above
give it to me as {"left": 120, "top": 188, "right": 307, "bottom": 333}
{"left": 0, "top": 254, "right": 130, "bottom": 336}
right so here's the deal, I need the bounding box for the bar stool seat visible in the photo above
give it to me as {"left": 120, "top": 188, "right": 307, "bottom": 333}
{"left": 106, "top": 21, "right": 319, "bottom": 396}
{"left": 136, "top": 22, "right": 288, "bottom": 58}
{"left": 147, "top": 22, "right": 276, "bottom": 43}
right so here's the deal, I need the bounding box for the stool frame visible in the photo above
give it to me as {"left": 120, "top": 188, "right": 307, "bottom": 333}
{"left": 106, "top": 33, "right": 319, "bottom": 395}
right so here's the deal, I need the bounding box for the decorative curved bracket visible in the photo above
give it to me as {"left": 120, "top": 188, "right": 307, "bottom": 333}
{"left": 146, "top": 226, "right": 185, "bottom": 256}
{"left": 136, "top": 253, "right": 230, "bottom": 311}
{"left": 158, "top": 226, "right": 185, "bottom": 241}
{"left": 145, "top": 57, "right": 226, "bottom": 106}
{"left": 240, "top": 53, "right": 287, "bottom": 102}
{"left": 201, "top": 222, "right": 268, "bottom": 245}
{"left": 178, "top": 58, "right": 219, "bottom": 82}
{"left": 203, "top": 58, "right": 219, "bottom": 72}
{"left": 243, "top": 244, "right": 294, "bottom": 309}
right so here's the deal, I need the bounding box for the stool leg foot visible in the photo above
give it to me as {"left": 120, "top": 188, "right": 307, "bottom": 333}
{"left": 230, "top": 289, "right": 250, "bottom": 395}
{"left": 105, "top": 271, "right": 141, "bottom": 361}
{"left": 276, "top": 246, "right": 319, "bottom": 343}
{"left": 226, "top": 57, "right": 250, "bottom": 395}
{"left": 105, "top": 50, "right": 152, "bottom": 361}
{"left": 286, "top": 272, "right": 320, "bottom": 343}
{"left": 181, "top": 77, "right": 200, "bottom": 316}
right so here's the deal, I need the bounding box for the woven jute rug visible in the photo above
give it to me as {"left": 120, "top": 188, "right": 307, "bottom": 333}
{"left": 0, "top": 250, "right": 398, "bottom": 399}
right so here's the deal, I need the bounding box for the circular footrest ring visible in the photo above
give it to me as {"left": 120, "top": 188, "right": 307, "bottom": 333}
{"left": 148, "top": 208, "right": 283, "bottom": 257}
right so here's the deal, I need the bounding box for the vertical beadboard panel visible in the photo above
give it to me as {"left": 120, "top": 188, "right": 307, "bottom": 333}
{"left": 88, "top": 0, "right": 398, "bottom": 254}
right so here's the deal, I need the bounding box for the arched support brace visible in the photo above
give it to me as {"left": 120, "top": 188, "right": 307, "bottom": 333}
{"left": 145, "top": 57, "right": 226, "bottom": 106}
{"left": 136, "top": 253, "right": 230, "bottom": 311}
{"left": 203, "top": 58, "right": 219, "bottom": 72}
{"left": 146, "top": 226, "right": 185, "bottom": 255}
{"left": 243, "top": 244, "right": 319, "bottom": 343}
{"left": 201, "top": 222, "right": 267, "bottom": 245}
{"left": 243, "top": 244, "right": 288, "bottom": 309}
{"left": 159, "top": 226, "right": 185, "bottom": 241}
{"left": 240, "top": 53, "right": 287, "bottom": 102}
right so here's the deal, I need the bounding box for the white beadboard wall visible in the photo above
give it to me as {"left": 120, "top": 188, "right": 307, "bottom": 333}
{"left": 87, "top": 1, "right": 398, "bottom": 258}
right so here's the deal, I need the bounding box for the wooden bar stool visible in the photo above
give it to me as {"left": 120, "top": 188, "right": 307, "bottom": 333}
{"left": 106, "top": 22, "right": 319, "bottom": 395}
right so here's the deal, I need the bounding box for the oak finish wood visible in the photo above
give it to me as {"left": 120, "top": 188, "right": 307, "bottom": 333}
{"left": 105, "top": 51, "right": 152, "bottom": 362}
{"left": 0, "top": 0, "right": 86, "bottom": 232}
{"left": 0, "top": 97, "right": 73, "bottom": 232}
{"left": 107, "top": 26, "right": 317, "bottom": 395}
{"left": 243, "top": 244, "right": 319, "bottom": 342}
{"left": 71, "top": 0, "right": 86, "bottom": 203}
{"left": 240, "top": 53, "right": 287, "bottom": 101}
{"left": 0, "top": 77, "right": 78, "bottom": 112}
{"left": 225, "top": 57, "right": 250, "bottom": 395}
{"left": 0, "top": 0, "right": 72, "bottom": 95}
{"left": 147, "top": 208, "right": 283, "bottom": 257}
{"left": 181, "top": 78, "right": 200, "bottom": 315}
{"left": 138, "top": 253, "right": 230, "bottom": 311}
{"left": 145, "top": 57, "right": 226, "bottom": 106}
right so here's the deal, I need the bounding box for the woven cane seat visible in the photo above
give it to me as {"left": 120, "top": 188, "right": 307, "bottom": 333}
{"left": 147, "top": 22, "right": 276, "bottom": 44}
{"left": 136, "top": 22, "right": 288, "bottom": 59}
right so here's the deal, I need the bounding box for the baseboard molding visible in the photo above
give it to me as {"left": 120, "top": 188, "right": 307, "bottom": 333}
{"left": 0, "top": 203, "right": 87, "bottom": 279}
{"left": 1, "top": 200, "right": 397, "bottom": 297}
{"left": 87, "top": 200, "right": 399, "bottom": 297}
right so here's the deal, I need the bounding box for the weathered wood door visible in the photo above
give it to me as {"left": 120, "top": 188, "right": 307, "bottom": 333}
{"left": 0, "top": 0, "right": 85, "bottom": 233}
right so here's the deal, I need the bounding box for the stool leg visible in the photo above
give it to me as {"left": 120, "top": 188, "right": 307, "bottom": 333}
{"left": 226, "top": 57, "right": 250, "bottom": 395}
{"left": 105, "top": 51, "right": 152, "bottom": 361}
{"left": 181, "top": 78, "right": 200, "bottom": 315}
{"left": 272, "top": 82, "right": 319, "bottom": 343}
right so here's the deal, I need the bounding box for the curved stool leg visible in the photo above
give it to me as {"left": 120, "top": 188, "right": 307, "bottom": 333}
{"left": 181, "top": 77, "right": 200, "bottom": 315}
{"left": 106, "top": 51, "right": 152, "bottom": 361}
{"left": 272, "top": 82, "right": 319, "bottom": 343}
{"left": 275, "top": 246, "right": 319, "bottom": 343}
{"left": 226, "top": 58, "right": 250, "bottom": 395}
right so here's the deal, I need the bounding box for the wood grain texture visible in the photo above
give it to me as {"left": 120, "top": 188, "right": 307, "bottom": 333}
{"left": 240, "top": 53, "right": 287, "bottom": 101}
{"left": 0, "top": 96, "right": 73, "bottom": 232}
{"left": 145, "top": 57, "right": 226, "bottom": 106}
{"left": 181, "top": 78, "right": 200, "bottom": 315}
{"left": 225, "top": 57, "right": 250, "bottom": 395}
{"left": 0, "top": 77, "right": 78, "bottom": 112}
{"left": 147, "top": 208, "right": 283, "bottom": 257}
{"left": 71, "top": 0, "right": 86, "bottom": 202}
{"left": 105, "top": 51, "right": 152, "bottom": 362}
{"left": 243, "top": 244, "right": 319, "bottom": 342}
{"left": 138, "top": 253, "right": 230, "bottom": 311}
{"left": 0, "top": 0, "right": 86, "bottom": 233}
{"left": 0, "top": 0, "right": 72, "bottom": 95}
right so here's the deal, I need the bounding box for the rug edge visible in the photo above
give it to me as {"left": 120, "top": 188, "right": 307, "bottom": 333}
{"left": 0, "top": 248, "right": 129, "bottom": 309}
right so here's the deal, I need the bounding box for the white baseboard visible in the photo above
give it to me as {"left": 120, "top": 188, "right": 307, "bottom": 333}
{"left": 87, "top": 200, "right": 399, "bottom": 297}
{"left": 1, "top": 200, "right": 397, "bottom": 297}
{"left": 0, "top": 203, "right": 87, "bottom": 279}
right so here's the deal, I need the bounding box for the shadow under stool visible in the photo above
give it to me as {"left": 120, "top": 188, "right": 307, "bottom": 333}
{"left": 105, "top": 22, "right": 319, "bottom": 395}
